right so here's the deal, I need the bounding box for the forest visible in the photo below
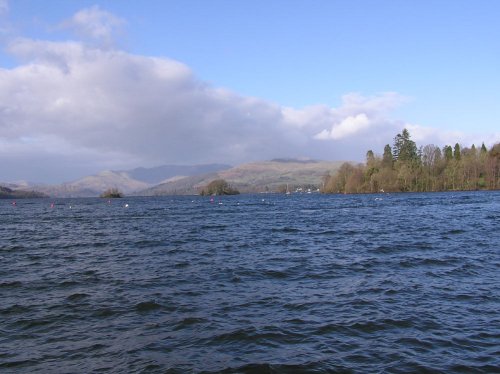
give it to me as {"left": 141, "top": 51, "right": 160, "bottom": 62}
{"left": 322, "top": 129, "right": 500, "bottom": 193}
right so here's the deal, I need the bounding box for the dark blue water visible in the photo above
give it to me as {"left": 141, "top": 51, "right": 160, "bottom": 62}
{"left": 1, "top": 192, "right": 499, "bottom": 373}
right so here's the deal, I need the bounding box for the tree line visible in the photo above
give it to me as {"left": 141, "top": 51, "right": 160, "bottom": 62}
{"left": 322, "top": 129, "right": 500, "bottom": 193}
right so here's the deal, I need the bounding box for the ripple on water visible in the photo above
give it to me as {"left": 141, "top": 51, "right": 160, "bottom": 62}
{"left": 0, "top": 192, "right": 499, "bottom": 373}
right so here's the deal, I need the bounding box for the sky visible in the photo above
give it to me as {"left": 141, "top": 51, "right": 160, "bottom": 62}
{"left": 1, "top": 0, "right": 499, "bottom": 183}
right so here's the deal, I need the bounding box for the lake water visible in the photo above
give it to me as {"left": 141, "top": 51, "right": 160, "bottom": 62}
{"left": 1, "top": 192, "right": 499, "bottom": 373}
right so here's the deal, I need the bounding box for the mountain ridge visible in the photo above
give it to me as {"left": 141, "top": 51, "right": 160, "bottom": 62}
{"left": 3, "top": 160, "right": 345, "bottom": 197}
{"left": 138, "top": 160, "right": 345, "bottom": 196}
{"left": 123, "top": 164, "right": 231, "bottom": 184}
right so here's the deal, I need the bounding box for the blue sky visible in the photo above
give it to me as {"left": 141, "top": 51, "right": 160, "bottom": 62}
{"left": 0, "top": 0, "right": 499, "bottom": 182}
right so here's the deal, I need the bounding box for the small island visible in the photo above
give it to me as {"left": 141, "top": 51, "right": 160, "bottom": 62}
{"left": 200, "top": 179, "right": 239, "bottom": 196}
{"left": 100, "top": 188, "right": 124, "bottom": 198}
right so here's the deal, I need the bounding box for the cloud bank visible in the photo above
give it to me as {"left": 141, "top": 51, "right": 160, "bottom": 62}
{"left": 0, "top": 5, "right": 495, "bottom": 183}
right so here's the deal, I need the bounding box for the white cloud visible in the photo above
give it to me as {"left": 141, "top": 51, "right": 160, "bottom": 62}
{"left": 0, "top": 38, "right": 399, "bottom": 181}
{"left": 315, "top": 113, "right": 371, "bottom": 140}
{"left": 1, "top": 6, "right": 496, "bottom": 183}
{"left": 61, "top": 5, "right": 125, "bottom": 47}
{"left": 1, "top": 38, "right": 289, "bottom": 167}
{"left": 1, "top": 35, "right": 478, "bottom": 182}
{"left": 406, "top": 124, "right": 499, "bottom": 149}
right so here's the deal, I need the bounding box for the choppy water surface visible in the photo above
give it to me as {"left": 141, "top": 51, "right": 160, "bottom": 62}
{"left": 1, "top": 192, "right": 499, "bottom": 373}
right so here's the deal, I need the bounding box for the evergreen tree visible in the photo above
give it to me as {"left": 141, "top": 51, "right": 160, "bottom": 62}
{"left": 382, "top": 144, "right": 393, "bottom": 168}
{"left": 393, "top": 129, "right": 418, "bottom": 162}
{"left": 454, "top": 143, "right": 461, "bottom": 161}
{"left": 443, "top": 145, "right": 453, "bottom": 161}
{"left": 366, "top": 150, "right": 375, "bottom": 164}
{"left": 481, "top": 142, "right": 488, "bottom": 154}
{"left": 392, "top": 132, "right": 404, "bottom": 161}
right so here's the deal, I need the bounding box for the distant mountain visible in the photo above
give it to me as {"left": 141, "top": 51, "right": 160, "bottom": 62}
{"left": 36, "top": 170, "right": 150, "bottom": 197}
{"left": 138, "top": 159, "right": 345, "bottom": 195}
{"left": 9, "top": 160, "right": 344, "bottom": 197}
{"left": 31, "top": 164, "right": 233, "bottom": 197}
{"left": 137, "top": 173, "right": 220, "bottom": 196}
{"left": 125, "top": 164, "right": 231, "bottom": 184}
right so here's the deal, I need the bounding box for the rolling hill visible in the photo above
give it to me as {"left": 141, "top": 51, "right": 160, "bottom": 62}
{"left": 5, "top": 160, "right": 345, "bottom": 197}
{"left": 125, "top": 164, "right": 231, "bottom": 184}
{"left": 138, "top": 159, "right": 345, "bottom": 195}
{"left": 35, "top": 170, "right": 150, "bottom": 197}
{"left": 29, "top": 164, "right": 232, "bottom": 197}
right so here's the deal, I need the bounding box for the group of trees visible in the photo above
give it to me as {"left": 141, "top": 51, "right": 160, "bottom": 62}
{"left": 322, "top": 129, "right": 500, "bottom": 193}
{"left": 200, "top": 179, "right": 240, "bottom": 196}
{"left": 100, "top": 188, "right": 124, "bottom": 198}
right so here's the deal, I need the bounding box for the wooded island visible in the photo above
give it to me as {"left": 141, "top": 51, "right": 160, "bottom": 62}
{"left": 322, "top": 129, "right": 500, "bottom": 193}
